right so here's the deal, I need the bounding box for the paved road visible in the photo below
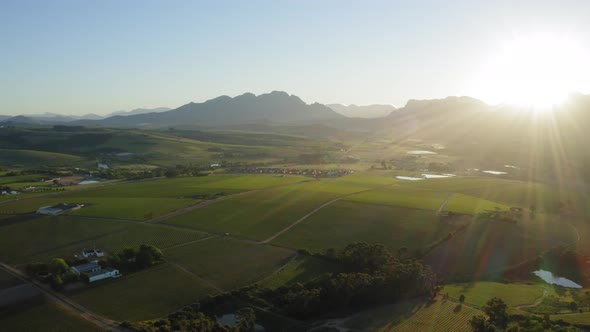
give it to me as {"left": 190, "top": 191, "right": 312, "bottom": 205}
{"left": 0, "top": 262, "right": 121, "bottom": 331}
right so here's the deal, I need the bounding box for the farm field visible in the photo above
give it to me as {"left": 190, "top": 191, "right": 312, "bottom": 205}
{"left": 164, "top": 237, "right": 295, "bottom": 291}
{"left": 69, "top": 263, "right": 214, "bottom": 322}
{"left": 258, "top": 255, "right": 342, "bottom": 289}
{"left": 0, "top": 269, "right": 22, "bottom": 289}
{"left": 343, "top": 186, "right": 449, "bottom": 211}
{"left": 444, "top": 193, "right": 511, "bottom": 214}
{"left": 0, "top": 301, "right": 107, "bottom": 332}
{"left": 426, "top": 213, "right": 577, "bottom": 277}
{"left": 0, "top": 216, "right": 209, "bottom": 264}
{"left": 0, "top": 174, "right": 307, "bottom": 220}
{"left": 272, "top": 201, "right": 470, "bottom": 252}
{"left": 165, "top": 184, "right": 342, "bottom": 239}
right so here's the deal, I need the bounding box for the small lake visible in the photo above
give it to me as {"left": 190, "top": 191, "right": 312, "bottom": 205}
{"left": 422, "top": 174, "right": 455, "bottom": 179}
{"left": 482, "top": 170, "right": 508, "bottom": 175}
{"left": 78, "top": 180, "right": 100, "bottom": 185}
{"left": 217, "top": 314, "right": 265, "bottom": 331}
{"left": 397, "top": 174, "right": 455, "bottom": 181}
{"left": 396, "top": 176, "right": 424, "bottom": 181}
{"left": 533, "top": 269, "right": 582, "bottom": 288}
{"left": 406, "top": 150, "right": 437, "bottom": 155}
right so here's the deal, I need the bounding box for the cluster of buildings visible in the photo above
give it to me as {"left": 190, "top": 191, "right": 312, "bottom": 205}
{"left": 226, "top": 167, "right": 354, "bottom": 178}
{"left": 70, "top": 261, "right": 120, "bottom": 283}
{"left": 1, "top": 190, "right": 19, "bottom": 195}
{"left": 36, "top": 203, "right": 83, "bottom": 216}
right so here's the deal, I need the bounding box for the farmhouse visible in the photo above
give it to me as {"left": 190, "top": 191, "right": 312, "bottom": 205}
{"left": 71, "top": 262, "right": 121, "bottom": 283}
{"left": 70, "top": 262, "right": 102, "bottom": 275}
{"left": 36, "top": 203, "right": 83, "bottom": 216}
{"left": 1, "top": 190, "right": 19, "bottom": 195}
{"left": 97, "top": 163, "right": 109, "bottom": 169}
{"left": 82, "top": 248, "right": 104, "bottom": 258}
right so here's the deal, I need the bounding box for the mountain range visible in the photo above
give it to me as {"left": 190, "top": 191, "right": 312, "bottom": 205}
{"left": 327, "top": 104, "right": 397, "bottom": 118}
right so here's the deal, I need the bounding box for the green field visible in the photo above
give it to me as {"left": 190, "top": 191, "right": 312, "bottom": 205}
{"left": 166, "top": 184, "right": 342, "bottom": 239}
{"left": 272, "top": 201, "right": 470, "bottom": 252}
{"left": 69, "top": 263, "right": 214, "bottom": 322}
{"left": 322, "top": 297, "right": 483, "bottom": 332}
{"left": 442, "top": 281, "right": 550, "bottom": 309}
{"left": 0, "top": 216, "right": 209, "bottom": 264}
{"left": 0, "top": 301, "right": 107, "bottom": 332}
{"left": 164, "top": 237, "right": 295, "bottom": 291}
{"left": 0, "top": 174, "right": 307, "bottom": 220}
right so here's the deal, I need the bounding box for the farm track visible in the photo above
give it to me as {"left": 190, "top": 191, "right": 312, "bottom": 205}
{"left": 160, "top": 235, "right": 219, "bottom": 250}
{"left": 0, "top": 262, "right": 121, "bottom": 331}
{"left": 166, "top": 261, "right": 223, "bottom": 293}
{"left": 437, "top": 194, "right": 453, "bottom": 215}
{"left": 261, "top": 182, "right": 398, "bottom": 243}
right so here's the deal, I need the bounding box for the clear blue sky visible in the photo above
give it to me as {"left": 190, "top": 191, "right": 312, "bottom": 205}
{"left": 1, "top": 0, "right": 589, "bottom": 115}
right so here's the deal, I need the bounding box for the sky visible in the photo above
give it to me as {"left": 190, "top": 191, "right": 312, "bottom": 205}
{"left": 1, "top": 0, "right": 590, "bottom": 115}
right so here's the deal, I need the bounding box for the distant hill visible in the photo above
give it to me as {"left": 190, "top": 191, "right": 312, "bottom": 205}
{"left": 107, "top": 107, "right": 171, "bottom": 117}
{"left": 83, "top": 91, "right": 345, "bottom": 128}
{"left": 327, "top": 104, "right": 397, "bottom": 118}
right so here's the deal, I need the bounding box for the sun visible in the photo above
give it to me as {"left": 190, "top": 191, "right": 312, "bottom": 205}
{"left": 474, "top": 32, "right": 588, "bottom": 111}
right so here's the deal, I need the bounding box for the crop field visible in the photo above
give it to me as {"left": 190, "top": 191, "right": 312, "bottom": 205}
{"left": 426, "top": 213, "right": 577, "bottom": 277}
{"left": 0, "top": 174, "right": 309, "bottom": 220}
{"left": 337, "top": 297, "right": 482, "bottom": 332}
{"left": 444, "top": 193, "right": 510, "bottom": 214}
{"left": 344, "top": 186, "right": 450, "bottom": 211}
{"left": 0, "top": 301, "right": 107, "bottom": 332}
{"left": 0, "top": 216, "right": 209, "bottom": 264}
{"left": 258, "top": 255, "right": 342, "bottom": 289}
{"left": 164, "top": 237, "right": 294, "bottom": 290}
{"left": 165, "top": 184, "right": 343, "bottom": 239}
{"left": 272, "top": 201, "right": 470, "bottom": 252}
{"left": 70, "top": 263, "right": 214, "bottom": 322}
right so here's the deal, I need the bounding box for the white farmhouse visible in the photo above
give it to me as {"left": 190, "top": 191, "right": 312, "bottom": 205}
{"left": 97, "top": 163, "right": 109, "bottom": 169}
{"left": 71, "top": 262, "right": 121, "bottom": 283}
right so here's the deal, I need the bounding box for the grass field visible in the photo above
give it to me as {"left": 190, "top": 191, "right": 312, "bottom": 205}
{"left": 334, "top": 297, "right": 483, "bottom": 332}
{"left": 258, "top": 255, "right": 342, "bottom": 289}
{"left": 69, "top": 263, "right": 214, "bottom": 322}
{"left": 0, "top": 216, "right": 209, "bottom": 264}
{"left": 444, "top": 193, "right": 510, "bottom": 214}
{"left": 343, "top": 186, "right": 450, "bottom": 211}
{"left": 272, "top": 201, "right": 470, "bottom": 252}
{"left": 164, "top": 237, "right": 294, "bottom": 291}
{"left": 0, "top": 301, "right": 107, "bottom": 332}
{"left": 442, "top": 281, "right": 551, "bottom": 309}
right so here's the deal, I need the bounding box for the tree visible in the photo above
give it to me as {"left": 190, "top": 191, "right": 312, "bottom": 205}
{"left": 459, "top": 294, "right": 465, "bottom": 303}
{"left": 136, "top": 244, "right": 163, "bottom": 268}
{"left": 484, "top": 297, "right": 508, "bottom": 329}
{"left": 235, "top": 307, "right": 256, "bottom": 332}
{"left": 122, "top": 247, "right": 136, "bottom": 260}
{"left": 49, "top": 258, "right": 69, "bottom": 275}
{"left": 569, "top": 301, "right": 578, "bottom": 312}
{"left": 470, "top": 297, "right": 508, "bottom": 332}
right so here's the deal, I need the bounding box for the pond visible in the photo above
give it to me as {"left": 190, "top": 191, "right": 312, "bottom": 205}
{"left": 396, "top": 174, "right": 455, "bottom": 181}
{"left": 217, "top": 314, "right": 265, "bottom": 331}
{"left": 396, "top": 176, "right": 423, "bottom": 181}
{"left": 406, "top": 150, "right": 437, "bottom": 155}
{"left": 533, "top": 269, "right": 582, "bottom": 288}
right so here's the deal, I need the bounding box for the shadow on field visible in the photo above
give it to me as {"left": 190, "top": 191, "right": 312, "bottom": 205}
{"left": 0, "top": 215, "right": 40, "bottom": 228}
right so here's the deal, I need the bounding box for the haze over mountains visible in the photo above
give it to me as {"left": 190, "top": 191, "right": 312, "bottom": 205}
{"left": 327, "top": 104, "right": 397, "bottom": 118}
